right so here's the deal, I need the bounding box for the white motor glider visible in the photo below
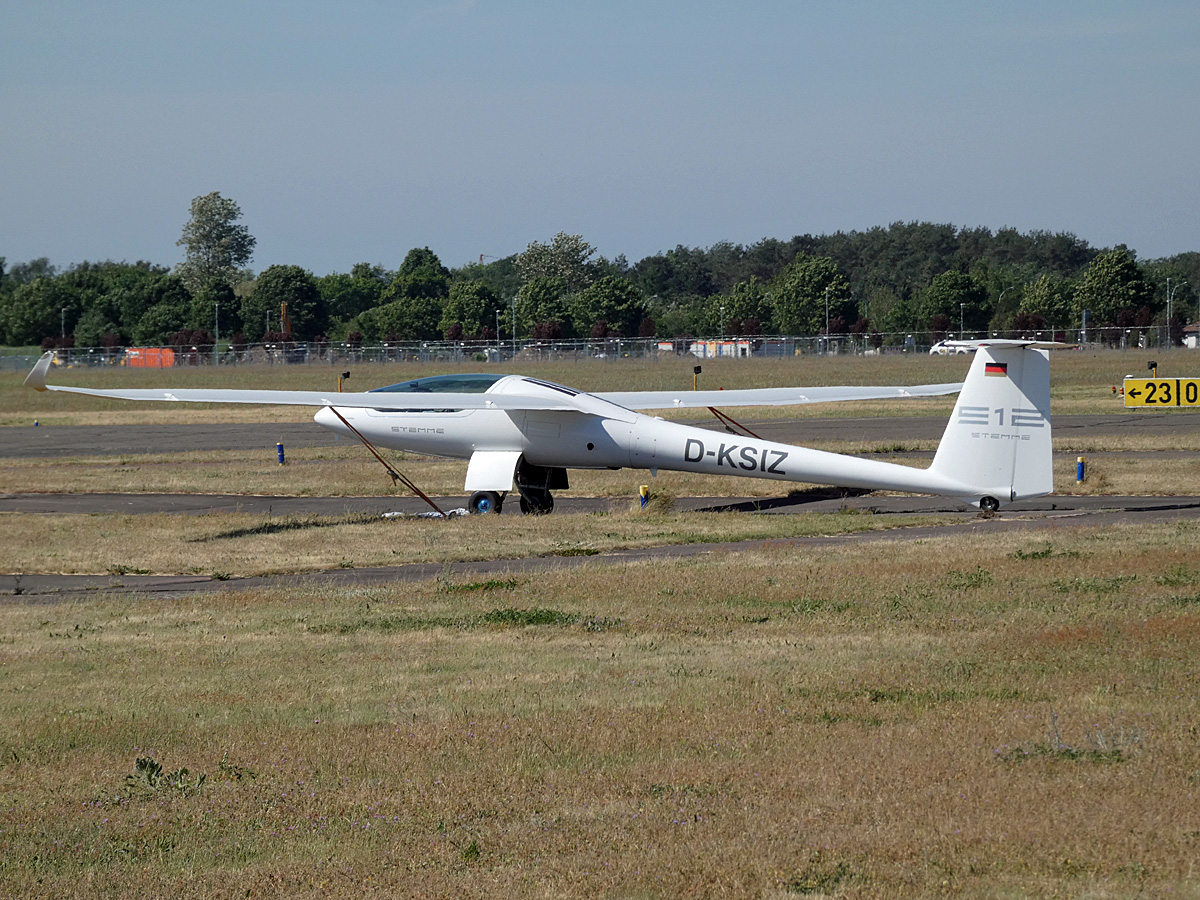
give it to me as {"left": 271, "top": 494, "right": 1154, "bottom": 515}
{"left": 24, "top": 341, "right": 1054, "bottom": 514}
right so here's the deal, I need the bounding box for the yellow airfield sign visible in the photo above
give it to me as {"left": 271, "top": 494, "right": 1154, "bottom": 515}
{"left": 1123, "top": 377, "right": 1200, "bottom": 407}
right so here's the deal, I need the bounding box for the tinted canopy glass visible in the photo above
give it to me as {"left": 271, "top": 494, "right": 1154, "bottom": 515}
{"left": 369, "top": 374, "right": 505, "bottom": 394}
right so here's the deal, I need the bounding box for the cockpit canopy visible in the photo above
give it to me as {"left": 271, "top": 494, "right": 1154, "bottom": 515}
{"left": 369, "top": 374, "right": 506, "bottom": 394}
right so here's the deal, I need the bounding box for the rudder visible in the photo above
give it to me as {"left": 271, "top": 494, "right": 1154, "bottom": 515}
{"left": 930, "top": 344, "right": 1053, "bottom": 508}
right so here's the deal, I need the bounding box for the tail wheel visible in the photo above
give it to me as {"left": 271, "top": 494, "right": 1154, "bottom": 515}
{"left": 469, "top": 491, "right": 504, "bottom": 514}
{"left": 979, "top": 496, "right": 1000, "bottom": 513}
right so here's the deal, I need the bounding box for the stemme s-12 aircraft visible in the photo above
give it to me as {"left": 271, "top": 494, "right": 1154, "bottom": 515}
{"left": 24, "top": 340, "right": 1055, "bottom": 515}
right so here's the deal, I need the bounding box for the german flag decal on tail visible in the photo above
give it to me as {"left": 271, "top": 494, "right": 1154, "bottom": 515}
{"left": 984, "top": 362, "right": 1008, "bottom": 377}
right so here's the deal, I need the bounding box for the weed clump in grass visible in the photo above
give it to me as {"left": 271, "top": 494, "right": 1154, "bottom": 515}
{"left": 1051, "top": 574, "right": 1137, "bottom": 596}
{"left": 1154, "top": 565, "right": 1199, "bottom": 587}
{"left": 439, "top": 577, "right": 519, "bottom": 594}
{"left": 944, "top": 566, "right": 992, "bottom": 590}
{"left": 481, "top": 607, "right": 575, "bottom": 627}
{"left": 786, "top": 852, "right": 866, "bottom": 894}
{"left": 481, "top": 607, "right": 622, "bottom": 631}
{"left": 124, "top": 756, "right": 206, "bottom": 798}
{"left": 995, "top": 710, "right": 1142, "bottom": 764}
{"left": 309, "top": 605, "right": 622, "bottom": 634}
{"left": 1013, "top": 543, "right": 1082, "bottom": 561}
{"left": 631, "top": 490, "right": 675, "bottom": 515}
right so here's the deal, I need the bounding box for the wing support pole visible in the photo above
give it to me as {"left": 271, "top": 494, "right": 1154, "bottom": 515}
{"left": 324, "top": 407, "right": 446, "bottom": 517}
{"left": 707, "top": 407, "right": 764, "bottom": 440}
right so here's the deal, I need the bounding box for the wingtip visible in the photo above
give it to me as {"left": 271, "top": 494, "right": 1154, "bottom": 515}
{"left": 23, "top": 351, "right": 54, "bottom": 391}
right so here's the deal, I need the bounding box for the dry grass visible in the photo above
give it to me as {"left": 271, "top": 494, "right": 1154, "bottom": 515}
{"left": 3, "top": 521, "right": 1200, "bottom": 897}
{"left": 0, "top": 507, "right": 956, "bottom": 576}
{"left": 1052, "top": 453, "right": 1200, "bottom": 496}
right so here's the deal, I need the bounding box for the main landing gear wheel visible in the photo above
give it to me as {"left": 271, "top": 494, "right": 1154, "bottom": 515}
{"left": 468, "top": 491, "right": 504, "bottom": 514}
{"left": 979, "top": 496, "right": 1000, "bottom": 513}
{"left": 518, "top": 490, "right": 554, "bottom": 515}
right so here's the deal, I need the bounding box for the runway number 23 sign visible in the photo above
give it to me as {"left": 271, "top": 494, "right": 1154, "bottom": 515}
{"left": 1123, "top": 378, "right": 1200, "bottom": 407}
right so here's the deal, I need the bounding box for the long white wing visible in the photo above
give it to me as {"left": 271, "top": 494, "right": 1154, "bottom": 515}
{"left": 594, "top": 383, "right": 962, "bottom": 409}
{"left": 24, "top": 352, "right": 960, "bottom": 413}
{"left": 22, "top": 354, "right": 571, "bottom": 411}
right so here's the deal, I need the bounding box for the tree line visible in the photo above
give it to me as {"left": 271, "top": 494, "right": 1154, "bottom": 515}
{"left": 3, "top": 192, "right": 1199, "bottom": 351}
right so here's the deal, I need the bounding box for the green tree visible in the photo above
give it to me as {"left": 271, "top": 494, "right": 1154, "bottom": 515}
{"left": 880, "top": 293, "right": 919, "bottom": 335}
{"left": 1073, "top": 248, "right": 1152, "bottom": 325}
{"left": 364, "top": 252, "right": 449, "bottom": 341}
{"left": 632, "top": 245, "right": 716, "bottom": 299}
{"left": 240, "top": 265, "right": 325, "bottom": 341}
{"left": 355, "top": 296, "right": 442, "bottom": 341}
{"left": 771, "top": 254, "right": 853, "bottom": 335}
{"left": 191, "top": 280, "right": 239, "bottom": 339}
{"left": 648, "top": 294, "right": 707, "bottom": 338}
{"left": 3, "top": 258, "right": 57, "bottom": 290}
{"left": 1019, "top": 274, "right": 1075, "bottom": 330}
{"left": 451, "top": 255, "right": 521, "bottom": 301}
{"left": 121, "top": 274, "right": 193, "bottom": 342}
{"left": 439, "top": 280, "right": 500, "bottom": 338}
{"left": 515, "top": 276, "right": 572, "bottom": 337}
{"left": 3, "top": 276, "right": 80, "bottom": 345}
{"left": 703, "top": 277, "right": 774, "bottom": 335}
{"left": 516, "top": 233, "right": 598, "bottom": 293}
{"left": 569, "top": 276, "right": 647, "bottom": 337}
{"left": 175, "top": 192, "right": 256, "bottom": 293}
{"left": 392, "top": 248, "right": 449, "bottom": 302}
{"left": 73, "top": 306, "right": 121, "bottom": 348}
{"left": 133, "top": 301, "right": 189, "bottom": 345}
{"left": 919, "top": 271, "right": 990, "bottom": 333}
{"left": 317, "top": 264, "right": 388, "bottom": 324}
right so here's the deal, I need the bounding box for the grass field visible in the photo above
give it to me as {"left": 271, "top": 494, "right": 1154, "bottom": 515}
{"left": 3, "top": 522, "right": 1200, "bottom": 898}
{"left": 0, "top": 505, "right": 960, "bottom": 577}
{"left": 3, "top": 347, "right": 1200, "bottom": 897}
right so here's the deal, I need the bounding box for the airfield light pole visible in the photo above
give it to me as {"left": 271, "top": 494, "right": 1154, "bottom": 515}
{"left": 960, "top": 303, "right": 965, "bottom": 340}
{"left": 1167, "top": 278, "right": 1172, "bottom": 347}
{"left": 511, "top": 296, "right": 516, "bottom": 356}
{"left": 994, "top": 287, "right": 1012, "bottom": 339}
{"left": 1167, "top": 278, "right": 1187, "bottom": 347}
{"left": 824, "top": 286, "right": 830, "bottom": 355}
{"left": 213, "top": 302, "right": 219, "bottom": 366}
{"left": 720, "top": 305, "right": 725, "bottom": 337}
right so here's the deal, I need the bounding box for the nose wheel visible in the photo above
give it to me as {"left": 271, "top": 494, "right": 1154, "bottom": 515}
{"left": 468, "top": 490, "right": 505, "bottom": 514}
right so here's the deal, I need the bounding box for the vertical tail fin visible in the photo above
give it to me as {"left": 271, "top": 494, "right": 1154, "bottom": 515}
{"left": 930, "top": 343, "right": 1053, "bottom": 508}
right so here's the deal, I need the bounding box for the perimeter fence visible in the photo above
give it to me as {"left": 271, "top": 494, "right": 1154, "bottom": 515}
{"left": 0, "top": 326, "right": 1184, "bottom": 372}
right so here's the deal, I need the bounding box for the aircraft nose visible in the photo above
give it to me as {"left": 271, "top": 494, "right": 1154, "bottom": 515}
{"left": 313, "top": 406, "right": 349, "bottom": 434}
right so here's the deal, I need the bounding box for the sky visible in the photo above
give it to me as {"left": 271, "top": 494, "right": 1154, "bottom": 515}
{"left": 2, "top": 1, "right": 1198, "bottom": 276}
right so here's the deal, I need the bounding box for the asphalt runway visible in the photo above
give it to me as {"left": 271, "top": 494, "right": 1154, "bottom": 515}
{"left": 2, "top": 411, "right": 1197, "bottom": 599}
